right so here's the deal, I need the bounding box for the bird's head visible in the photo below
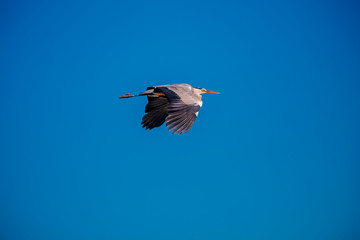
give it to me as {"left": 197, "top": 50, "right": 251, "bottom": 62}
{"left": 195, "top": 87, "right": 220, "bottom": 95}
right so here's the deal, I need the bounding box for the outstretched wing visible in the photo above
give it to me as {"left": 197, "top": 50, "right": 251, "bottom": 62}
{"left": 157, "top": 87, "right": 201, "bottom": 135}
{"left": 165, "top": 104, "right": 200, "bottom": 135}
{"left": 141, "top": 94, "right": 168, "bottom": 130}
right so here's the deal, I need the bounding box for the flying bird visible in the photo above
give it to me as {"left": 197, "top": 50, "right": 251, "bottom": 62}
{"left": 119, "top": 83, "right": 220, "bottom": 135}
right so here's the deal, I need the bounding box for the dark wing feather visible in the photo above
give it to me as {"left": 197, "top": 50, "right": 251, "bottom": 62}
{"left": 165, "top": 106, "right": 199, "bottom": 134}
{"left": 157, "top": 87, "right": 200, "bottom": 135}
{"left": 141, "top": 95, "right": 168, "bottom": 130}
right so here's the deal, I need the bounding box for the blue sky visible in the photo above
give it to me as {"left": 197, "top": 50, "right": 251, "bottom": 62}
{"left": 1, "top": 0, "right": 360, "bottom": 239}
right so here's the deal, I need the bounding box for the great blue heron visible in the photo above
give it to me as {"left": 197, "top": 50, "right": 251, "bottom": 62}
{"left": 119, "top": 83, "right": 219, "bottom": 134}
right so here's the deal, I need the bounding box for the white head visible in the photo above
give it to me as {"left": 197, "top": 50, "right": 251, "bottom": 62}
{"left": 193, "top": 87, "right": 220, "bottom": 97}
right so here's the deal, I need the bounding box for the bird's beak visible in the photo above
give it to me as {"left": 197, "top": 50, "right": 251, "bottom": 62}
{"left": 205, "top": 90, "right": 220, "bottom": 94}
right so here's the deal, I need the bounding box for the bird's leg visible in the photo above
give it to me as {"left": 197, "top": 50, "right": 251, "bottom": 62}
{"left": 147, "top": 93, "right": 166, "bottom": 97}
{"left": 119, "top": 93, "right": 139, "bottom": 98}
{"left": 119, "top": 93, "right": 150, "bottom": 98}
{"left": 119, "top": 92, "right": 165, "bottom": 99}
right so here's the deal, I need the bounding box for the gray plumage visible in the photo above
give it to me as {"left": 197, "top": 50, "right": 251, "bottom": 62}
{"left": 119, "top": 83, "right": 219, "bottom": 135}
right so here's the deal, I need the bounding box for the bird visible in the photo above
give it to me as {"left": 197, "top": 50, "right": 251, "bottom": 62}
{"left": 119, "top": 83, "right": 220, "bottom": 135}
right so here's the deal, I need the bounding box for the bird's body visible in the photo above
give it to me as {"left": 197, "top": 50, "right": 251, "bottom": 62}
{"left": 119, "top": 83, "right": 219, "bottom": 135}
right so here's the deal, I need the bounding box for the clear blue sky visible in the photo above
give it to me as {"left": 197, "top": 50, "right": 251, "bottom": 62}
{"left": 1, "top": 0, "right": 360, "bottom": 239}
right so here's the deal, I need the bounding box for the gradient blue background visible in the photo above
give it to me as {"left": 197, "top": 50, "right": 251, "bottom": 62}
{"left": 1, "top": 1, "right": 360, "bottom": 239}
